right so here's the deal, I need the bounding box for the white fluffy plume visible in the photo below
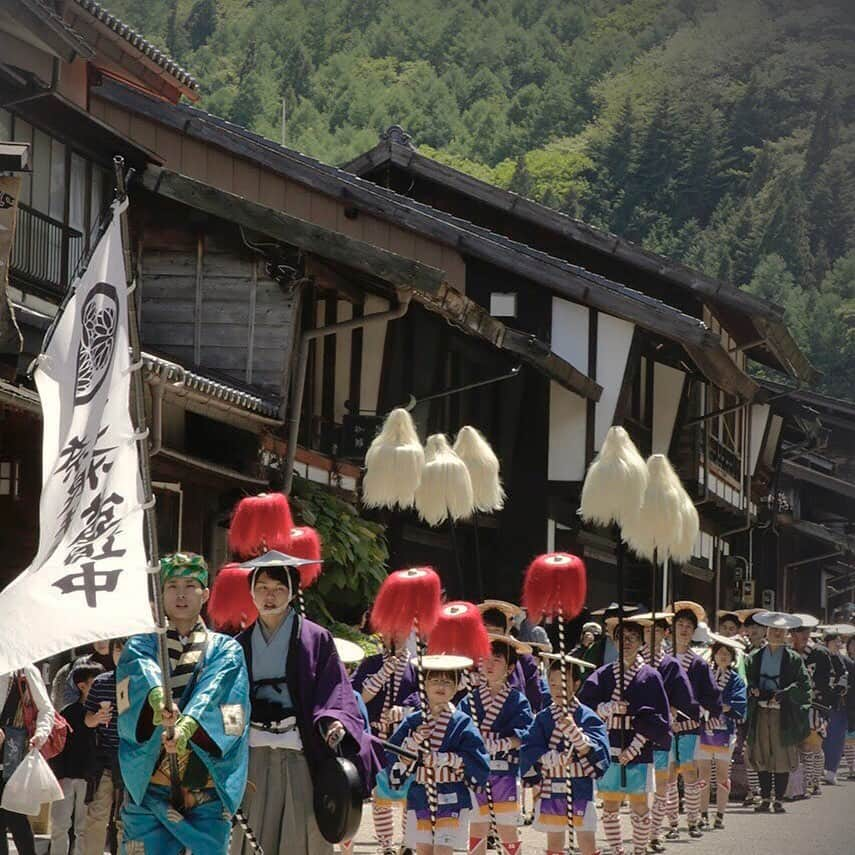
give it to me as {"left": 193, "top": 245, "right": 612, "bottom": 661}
{"left": 624, "top": 454, "right": 689, "bottom": 560}
{"left": 453, "top": 426, "right": 505, "bottom": 513}
{"left": 414, "top": 434, "right": 475, "bottom": 526}
{"left": 362, "top": 408, "right": 425, "bottom": 509}
{"left": 670, "top": 491, "right": 699, "bottom": 563}
{"left": 579, "top": 426, "right": 648, "bottom": 528}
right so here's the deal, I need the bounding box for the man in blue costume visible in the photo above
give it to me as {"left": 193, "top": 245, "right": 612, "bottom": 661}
{"left": 116, "top": 552, "right": 250, "bottom": 855}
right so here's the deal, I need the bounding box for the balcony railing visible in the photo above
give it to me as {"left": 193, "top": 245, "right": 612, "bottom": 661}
{"left": 707, "top": 433, "right": 742, "bottom": 483}
{"left": 10, "top": 204, "right": 84, "bottom": 298}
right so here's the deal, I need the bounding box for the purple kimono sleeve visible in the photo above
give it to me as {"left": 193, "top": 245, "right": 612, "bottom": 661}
{"left": 577, "top": 662, "right": 613, "bottom": 710}
{"left": 297, "top": 621, "right": 382, "bottom": 796}
{"left": 350, "top": 654, "right": 382, "bottom": 693}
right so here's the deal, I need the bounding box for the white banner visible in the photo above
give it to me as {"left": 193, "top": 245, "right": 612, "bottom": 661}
{"left": 0, "top": 200, "right": 157, "bottom": 674}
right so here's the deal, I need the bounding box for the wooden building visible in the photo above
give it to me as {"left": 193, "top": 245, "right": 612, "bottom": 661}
{"left": 1, "top": 5, "right": 836, "bottom": 622}
{"left": 344, "top": 127, "right": 820, "bottom": 611}
{"left": 760, "top": 384, "right": 855, "bottom": 621}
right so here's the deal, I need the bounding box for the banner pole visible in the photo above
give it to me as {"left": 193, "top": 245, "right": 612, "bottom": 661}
{"left": 113, "top": 156, "right": 183, "bottom": 811}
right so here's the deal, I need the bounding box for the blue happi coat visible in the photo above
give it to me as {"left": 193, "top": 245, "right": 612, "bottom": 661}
{"left": 520, "top": 700, "right": 610, "bottom": 802}
{"left": 117, "top": 631, "right": 250, "bottom": 815}
{"left": 707, "top": 667, "right": 747, "bottom": 736}
{"left": 386, "top": 707, "right": 490, "bottom": 814}
{"left": 459, "top": 686, "right": 533, "bottom": 777}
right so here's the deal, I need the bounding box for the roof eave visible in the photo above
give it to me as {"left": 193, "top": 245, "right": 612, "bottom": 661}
{"left": 348, "top": 139, "right": 815, "bottom": 384}
{"left": 7, "top": 0, "right": 94, "bottom": 63}
{"left": 141, "top": 166, "right": 600, "bottom": 400}
{"left": 68, "top": 0, "right": 200, "bottom": 101}
{"left": 98, "top": 84, "right": 757, "bottom": 399}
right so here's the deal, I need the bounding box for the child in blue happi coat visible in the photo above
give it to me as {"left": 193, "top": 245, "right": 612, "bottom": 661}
{"left": 386, "top": 655, "right": 490, "bottom": 855}
{"left": 521, "top": 655, "right": 610, "bottom": 855}
{"left": 459, "top": 635, "right": 534, "bottom": 855}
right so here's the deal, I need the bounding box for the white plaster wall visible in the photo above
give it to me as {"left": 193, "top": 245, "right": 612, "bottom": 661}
{"left": 594, "top": 313, "right": 635, "bottom": 449}
{"left": 652, "top": 363, "right": 685, "bottom": 454}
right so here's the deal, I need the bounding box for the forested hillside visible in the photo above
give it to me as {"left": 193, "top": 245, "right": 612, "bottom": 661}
{"left": 103, "top": 0, "right": 855, "bottom": 396}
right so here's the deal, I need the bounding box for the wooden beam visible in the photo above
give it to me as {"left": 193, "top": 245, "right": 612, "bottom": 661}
{"left": 107, "top": 86, "right": 781, "bottom": 392}
{"left": 246, "top": 260, "right": 257, "bottom": 384}
{"left": 193, "top": 234, "right": 203, "bottom": 366}
{"left": 141, "top": 166, "right": 446, "bottom": 295}
{"left": 782, "top": 461, "right": 855, "bottom": 501}
{"left": 3, "top": 0, "right": 93, "bottom": 63}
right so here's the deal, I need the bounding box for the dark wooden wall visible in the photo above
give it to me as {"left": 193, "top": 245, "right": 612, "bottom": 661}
{"left": 138, "top": 207, "right": 297, "bottom": 396}
{"left": 0, "top": 409, "right": 42, "bottom": 587}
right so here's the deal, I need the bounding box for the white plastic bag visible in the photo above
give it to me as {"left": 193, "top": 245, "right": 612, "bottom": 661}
{"left": 1, "top": 747, "right": 64, "bottom": 815}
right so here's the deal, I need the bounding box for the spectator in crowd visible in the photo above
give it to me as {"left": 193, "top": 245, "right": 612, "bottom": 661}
{"left": 51, "top": 642, "right": 116, "bottom": 710}
{"left": 0, "top": 664, "right": 55, "bottom": 855}
{"left": 82, "top": 639, "right": 125, "bottom": 855}
{"left": 50, "top": 662, "right": 104, "bottom": 855}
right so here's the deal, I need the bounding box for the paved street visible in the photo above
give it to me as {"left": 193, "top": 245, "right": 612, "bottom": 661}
{"left": 347, "top": 777, "right": 853, "bottom": 854}
{"left": 13, "top": 777, "right": 851, "bottom": 853}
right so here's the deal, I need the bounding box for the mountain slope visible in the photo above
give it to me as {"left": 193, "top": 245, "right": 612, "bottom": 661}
{"left": 102, "top": 0, "right": 855, "bottom": 396}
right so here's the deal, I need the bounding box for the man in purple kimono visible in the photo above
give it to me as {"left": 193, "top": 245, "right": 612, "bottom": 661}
{"left": 578, "top": 619, "right": 670, "bottom": 855}
{"left": 228, "top": 551, "right": 379, "bottom": 855}
{"left": 665, "top": 602, "right": 723, "bottom": 839}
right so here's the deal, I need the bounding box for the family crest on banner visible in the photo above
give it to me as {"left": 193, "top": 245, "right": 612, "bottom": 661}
{"left": 0, "top": 198, "right": 156, "bottom": 674}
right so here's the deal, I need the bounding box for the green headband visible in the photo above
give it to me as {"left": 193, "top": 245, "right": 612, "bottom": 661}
{"left": 160, "top": 552, "right": 209, "bottom": 587}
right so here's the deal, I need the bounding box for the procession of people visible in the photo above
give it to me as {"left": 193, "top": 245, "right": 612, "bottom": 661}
{"left": 2, "top": 482, "right": 853, "bottom": 855}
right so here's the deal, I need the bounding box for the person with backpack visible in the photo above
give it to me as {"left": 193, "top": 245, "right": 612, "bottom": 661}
{"left": 49, "top": 662, "right": 104, "bottom": 855}
{"left": 0, "top": 664, "right": 56, "bottom": 855}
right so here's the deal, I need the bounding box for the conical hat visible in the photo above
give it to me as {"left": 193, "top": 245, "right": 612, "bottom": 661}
{"left": 334, "top": 638, "right": 365, "bottom": 666}
{"left": 753, "top": 611, "right": 800, "bottom": 629}
{"left": 540, "top": 653, "right": 596, "bottom": 670}
{"left": 632, "top": 611, "right": 674, "bottom": 626}
{"left": 791, "top": 613, "right": 819, "bottom": 630}
{"left": 412, "top": 654, "right": 473, "bottom": 671}
{"left": 671, "top": 601, "right": 707, "bottom": 624}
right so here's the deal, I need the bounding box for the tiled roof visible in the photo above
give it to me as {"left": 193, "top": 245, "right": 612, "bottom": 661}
{"left": 346, "top": 130, "right": 817, "bottom": 384}
{"left": 142, "top": 353, "right": 281, "bottom": 419}
{"left": 72, "top": 1, "right": 200, "bottom": 92}
{"left": 96, "top": 79, "right": 759, "bottom": 398}
{"left": 109, "top": 81, "right": 705, "bottom": 331}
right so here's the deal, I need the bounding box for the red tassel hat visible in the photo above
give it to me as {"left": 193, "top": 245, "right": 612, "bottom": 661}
{"left": 229, "top": 492, "right": 295, "bottom": 559}
{"left": 522, "top": 552, "right": 587, "bottom": 622}
{"left": 427, "top": 601, "right": 491, "bottom": 661}
{"left": 287, "top": 525, "right": 323, "bottom": 589}
{"left": 208, "top": 563, "right": 258, "bottom": 632}
{"left": 370, "top": 567, "right": 442, "bottom": 643}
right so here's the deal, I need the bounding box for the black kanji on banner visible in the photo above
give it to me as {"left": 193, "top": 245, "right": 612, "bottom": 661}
{"left": 52, "top": 489, "right": 128, "bottom": 607}
{"left": 64, "top": 491, "right": 126, "bottom": 565}
{"left": 53, "top": 561, "right": 124, "bottom": 608}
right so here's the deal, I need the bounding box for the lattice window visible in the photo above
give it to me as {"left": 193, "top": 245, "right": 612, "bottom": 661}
{"left": 0, "top": 460, "right": 21, "bottom": 499}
